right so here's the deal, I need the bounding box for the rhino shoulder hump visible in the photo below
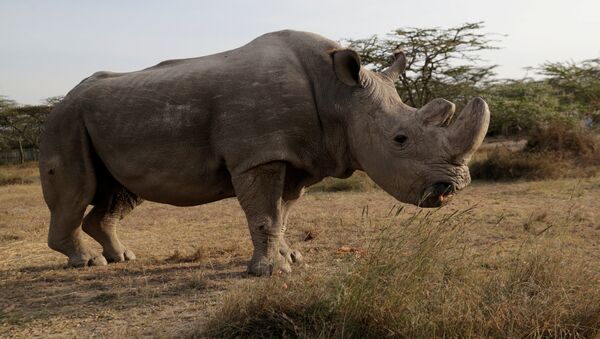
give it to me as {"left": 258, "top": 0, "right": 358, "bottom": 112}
{"left": 249, "top": 29, "right": 334, "bottom": 48}
{"left": 148, "top": 58, "right": 188, "bottom": 69}
{"left": 90, "top": 71, "right": 121, "bottom": 79}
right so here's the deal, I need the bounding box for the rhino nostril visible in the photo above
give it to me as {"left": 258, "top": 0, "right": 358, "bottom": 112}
{"left": 432, "top": 182, "right": 454, "bottom": 196}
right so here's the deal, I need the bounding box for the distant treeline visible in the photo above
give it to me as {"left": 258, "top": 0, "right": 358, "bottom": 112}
{"left": 1, "top": 22, "right": 598, "bottom": 164}
{"left": 0, "top": 96, "right": 60, "bottom": 163}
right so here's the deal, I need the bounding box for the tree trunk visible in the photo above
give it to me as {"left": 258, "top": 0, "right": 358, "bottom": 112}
{"left": 18, "top": 140, "right": 24, "bottom": 164}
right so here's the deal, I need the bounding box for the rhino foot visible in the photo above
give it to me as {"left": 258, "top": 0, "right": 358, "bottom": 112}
{"left": 103, "top": 248, "right": 136, "bottom": 263}
{"left": 67, "top": 254, "right": 108, "bottom": 268}
{"left": 279, "top": 243, "right": 303, "bottom": 265}
{"left": 248, "top": 253, "right": 292, "bottom": 276}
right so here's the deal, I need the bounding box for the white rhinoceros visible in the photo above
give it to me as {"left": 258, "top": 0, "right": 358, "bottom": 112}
{"left": 39, "top": 30, "right": 489, "bottom": 275}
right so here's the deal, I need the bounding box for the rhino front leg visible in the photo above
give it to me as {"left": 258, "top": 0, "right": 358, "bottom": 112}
{"left": 232, "top": 162, "right": 291, "bottom": 276}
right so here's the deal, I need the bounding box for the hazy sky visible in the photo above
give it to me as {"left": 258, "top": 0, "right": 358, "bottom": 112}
{"left": 1, "top": 0, "right": 599, "bottom": 105}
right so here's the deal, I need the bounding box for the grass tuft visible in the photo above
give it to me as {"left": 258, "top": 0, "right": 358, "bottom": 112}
{"left": 198, "top": 210, "right": 600, "bottom": 338}
{"left": 0, "top": 234, "right": 22, "bottom": 242}
{"left": 90, "top": 292, "right": 119, "bottom": 303}
{"left": 0, "top": 162, "right": 38, "bottom": 186}
{"left": 165, "top": 248, "right": 206, "bottom": 263}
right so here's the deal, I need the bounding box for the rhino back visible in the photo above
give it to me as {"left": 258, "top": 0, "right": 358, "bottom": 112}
{"left": 60, "top": 30, "right": 343, "bottom": 205}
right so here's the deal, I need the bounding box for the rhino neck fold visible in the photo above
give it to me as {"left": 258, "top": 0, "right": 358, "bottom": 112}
{"left": 303, "top": 73, "right": 360, "bottom": 180}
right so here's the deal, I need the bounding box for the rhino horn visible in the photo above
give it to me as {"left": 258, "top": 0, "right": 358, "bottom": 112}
{"left": 448, "top": 97, "right": 490, "bottom": 163}
{"left": 383, "top": 49, "right": 406, "bottom": 80}
{"left": 417, "top": 98, "right": 455, "bottom": 127}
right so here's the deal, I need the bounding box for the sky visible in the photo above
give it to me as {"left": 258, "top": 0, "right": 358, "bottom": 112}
{"left": 1, "top": 0, "right": 599, "bottom": 105}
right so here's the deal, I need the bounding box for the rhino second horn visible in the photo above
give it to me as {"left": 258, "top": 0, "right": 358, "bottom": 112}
{"left": 448, "top": 97, "right": 490, "bottom": 163}
{"left": 383, "top": 49, "right": 406, "bottom": 80}
{"left": 417, "top": 98, "right": 456, "bottom": 127}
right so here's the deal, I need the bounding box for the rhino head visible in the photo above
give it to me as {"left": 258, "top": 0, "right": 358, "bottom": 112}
{"left": 332, "top": 48, "right": 490, "bottom": 207}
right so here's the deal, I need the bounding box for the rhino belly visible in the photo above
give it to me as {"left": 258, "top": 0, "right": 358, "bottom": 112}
{"left": 96, "top": 142, "right": 235, "bottom": 206}
{"left": 84, "top": 106, "right": 235, "bottom": 206}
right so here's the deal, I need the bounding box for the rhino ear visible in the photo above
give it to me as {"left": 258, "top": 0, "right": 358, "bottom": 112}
{"left": 332, "top": 49, "right": 362, "bottom": 87}
{"left": 417, "top": 98, "right": 456, "bottom": 127}
{"left": 383, "top": 49, "right": 406, "bottom": 80}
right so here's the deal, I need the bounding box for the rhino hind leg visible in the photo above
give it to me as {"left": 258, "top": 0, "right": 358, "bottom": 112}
{"left": 47, "top": 208, "right": 108, "bottom": 267}
{"left": 82, "top": 180, "right": 142, "bottom": 263}
{"left": 41, "top": 123, "right": 107, "bottom": 267}
{"left": 232, "top": 162, "right": 295, "bottom": 276}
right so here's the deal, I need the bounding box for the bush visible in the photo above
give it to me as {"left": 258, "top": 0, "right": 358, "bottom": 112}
{"left": 307, "top": 172, "right": 378, "bottom": 193}
{"left": 197, "top": 211, "right": 600, "bottom": 338}
{"left": 525, "top": 120, "right": 600, "bottom": 163}
{"left": 486, "top": 80, "right": 564, "bottom": 137}
{"left": 472, "top": 120, "right": 600, "bottom": 181}
{"left": 470, "top": 148, "right": 565, "bottom": 181}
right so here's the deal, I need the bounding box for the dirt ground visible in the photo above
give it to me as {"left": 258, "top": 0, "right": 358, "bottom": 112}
{"left": 1, "top": 171, "right": 600, "bottom": 337}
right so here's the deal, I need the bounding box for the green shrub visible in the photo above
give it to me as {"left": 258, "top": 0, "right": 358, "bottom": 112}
{"left": 486, "top": 80, "right": 564, "bottom": 137}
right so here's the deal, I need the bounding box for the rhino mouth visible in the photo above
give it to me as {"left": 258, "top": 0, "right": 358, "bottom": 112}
{"left": 419, "top": 182, "right": 456, "bottom": 208}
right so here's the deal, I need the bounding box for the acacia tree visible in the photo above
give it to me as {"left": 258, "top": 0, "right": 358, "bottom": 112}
{"left": 0, "top": 96, "right": 18, "bottom": 152}
{"left": 484, "top": 80, "right": 562, "bottom": 136}
{"left": 0, "top": 96, "right": 60, "bottom": 163}
{"left": 538, "top": 59, "right": 600, "bottom": 113}
{"left": 345, "top": 22, "right": 499, "bottom": 108}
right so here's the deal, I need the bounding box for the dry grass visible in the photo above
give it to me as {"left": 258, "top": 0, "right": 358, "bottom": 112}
{"left": 470, "top": 148, "right": 579, "bottom": 181}
{"left": 472, "top": 124, "right": 600, "bottom": 181}
{"left": 0, "top": 162, "right": 38, "bottom": 186}
{"left": 201, "top": 209, "right": 600, "bottom": 338}
{"left": 525, "top": 120, "right": 600, "bottom": 162}
{"left": 1, "top": 164, "right": 600, "bottom": 337}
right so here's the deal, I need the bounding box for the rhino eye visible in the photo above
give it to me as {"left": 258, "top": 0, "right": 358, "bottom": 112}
{"left": 394, "top": 134, "right": 408, "bottom": 145}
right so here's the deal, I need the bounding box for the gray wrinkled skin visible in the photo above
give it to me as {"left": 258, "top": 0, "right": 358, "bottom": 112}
{"left": 39, "top": 30, "right": 489, "bottom": 275}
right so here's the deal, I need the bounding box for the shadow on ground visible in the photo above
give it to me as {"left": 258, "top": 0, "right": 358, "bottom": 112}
{"left": 1, "top": 257, "right": 248, "bottom": 329}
